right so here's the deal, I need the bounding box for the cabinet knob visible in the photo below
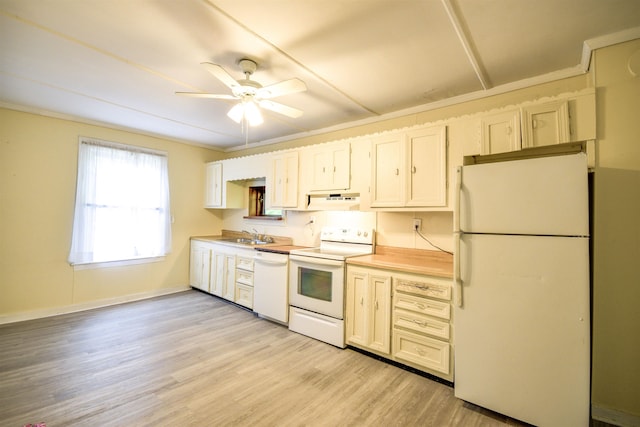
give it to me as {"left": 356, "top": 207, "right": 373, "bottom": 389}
{"left": 412, "top": 166, "right": 416, "bottom": 174}
{"left": 395, "top": 168, "right": 399, "bottom": 175}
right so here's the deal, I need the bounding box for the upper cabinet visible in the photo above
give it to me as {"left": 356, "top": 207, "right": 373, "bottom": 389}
{"left": 481, "top": 110, "right": 521, "bottom": 154}
{"left": 521, "top": 100, "right": 570, "bottom": 149}
{"left": 308, "top": 141, "right": 351, "bottom": 191}
{"left": 480, "top": 98, "right": 578, "bottom": 155}
{"left": 268, "top": 151, "right": 299, "bottom": 208}
{"left": 204, "top": 161, "right": 223, "bottom": 208}
{"left": 204, "top": 161, "right": 243, "bottom": 209}
{"left": 371, "top": 125, "right": 447, "bottom": 209}
{"left": 406, "top": 126, "right": 447, "bottom": 207}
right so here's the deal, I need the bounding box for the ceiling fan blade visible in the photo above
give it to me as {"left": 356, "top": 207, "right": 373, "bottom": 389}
{"left": 175, "top": 92, "right": 237, "bottom": 100}
{"left": 259, "top": 99, "right": 303, "bottom": 118}
{"left": 201, "top": 62, "right": 239, "bottom": 89}
{"left": 257, "top": 78, "right": 307, "bottom": 99}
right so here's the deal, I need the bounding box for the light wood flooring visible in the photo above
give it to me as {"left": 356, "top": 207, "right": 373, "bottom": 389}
{"left": 0, "top": 290, "right": 608, "bottom": 427}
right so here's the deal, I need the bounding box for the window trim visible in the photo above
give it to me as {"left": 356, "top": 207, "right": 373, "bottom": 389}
{"left": 68, "top": 136, "right": 172, "bottom": 266}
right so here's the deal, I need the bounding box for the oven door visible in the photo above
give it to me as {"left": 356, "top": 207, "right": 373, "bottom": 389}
{"left": 289, "top": 254, "right": 345, "bottom": 319}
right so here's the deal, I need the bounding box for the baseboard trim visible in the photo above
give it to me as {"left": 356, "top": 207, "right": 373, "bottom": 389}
{"left": 0, "top": 285, "right": 191, "bottom": 325}
{"left": 592, "top": 404, "right": 640, "bottom": 427}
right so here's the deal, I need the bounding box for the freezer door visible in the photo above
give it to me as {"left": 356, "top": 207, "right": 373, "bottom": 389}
{"left": 459, "top": 153, "right": 589, "bottom": 236}
{"left": 454, "top": 233, "right": 590, "bottom": 427}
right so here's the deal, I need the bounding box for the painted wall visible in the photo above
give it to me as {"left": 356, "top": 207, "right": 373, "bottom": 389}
{"left": 591, "top": 39, "right": 640, "bottom": 421}
{"left": 0, "top": 109, "right": 223, "bottom": 320}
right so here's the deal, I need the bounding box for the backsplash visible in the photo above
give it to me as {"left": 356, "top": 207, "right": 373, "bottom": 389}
{"left": 221, "top": 208, "right": 453, "bottom": 253}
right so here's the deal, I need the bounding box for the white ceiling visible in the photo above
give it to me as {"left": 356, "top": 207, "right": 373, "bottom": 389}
{"left": 1, "top": 0, "right": 639, "bottom": 151}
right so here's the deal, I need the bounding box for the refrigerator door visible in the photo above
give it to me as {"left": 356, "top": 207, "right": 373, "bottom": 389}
{"left": 455, "top": 233, "right": 590, "bottom": 427}
{"left": 459, "top": 153, "right": 589, "bottom": 236}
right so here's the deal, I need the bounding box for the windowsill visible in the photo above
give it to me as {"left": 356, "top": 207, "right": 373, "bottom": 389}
{"left": 71, "top": 256, "right": 165, "bottom": 270}
{"left": 242, "top": 215, "right": 283, "bottom": 220}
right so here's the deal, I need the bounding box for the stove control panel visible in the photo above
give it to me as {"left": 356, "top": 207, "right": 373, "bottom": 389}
{"left": 320, "top": 226, "right": 375, "bottom": 245}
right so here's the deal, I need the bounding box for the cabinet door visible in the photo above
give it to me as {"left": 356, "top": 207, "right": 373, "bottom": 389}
{"left": 346, "top": 268, "right": 368, "bottom": 347}
{"left": 330, "top": 143, "right": 351, "bottom": 190}
{"left": 310, "top": 149, "right": 331, "bottom": 191}
{"left": 270, "top": 152, "right": 298, "bottom": 208}
{"left": 481, "top": 110, "right": 521, "bottom": 154}
{"left": 368, "top": 273, "right": 392, "bottom": 354}
{"left": 209, "top": 250, "right": 222, "bottom": 296}
{"left": 222, "top": 254, "right": 236, "bottom": 301}
{"left": 522, "top": 101, "right": 570, "bottom": 148}
{"left": 190, "top": 241, "right": 211, "bottom": 292}
{"left": 406, "top": 125, "right": 447, "bottom": 207}
{"left": 212, "top": 251, "right": 226, "bottom": 297}
{"left": 214, "top": 251, "right": 235, "bottom": 301}
{"left": 371, "top": 134, "right": 405, "bottom": 207}
{"left": 204, "top": 162, "right": 222, "bottom": 208}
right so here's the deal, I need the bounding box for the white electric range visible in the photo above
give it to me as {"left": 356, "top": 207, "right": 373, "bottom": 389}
{"left": 288, "top": 226, "right": 375, "bottom": 347}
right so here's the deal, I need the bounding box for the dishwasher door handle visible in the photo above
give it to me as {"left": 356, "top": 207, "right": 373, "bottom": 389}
{"left": 254, "top": 258, "right": 288, "bottom": 266}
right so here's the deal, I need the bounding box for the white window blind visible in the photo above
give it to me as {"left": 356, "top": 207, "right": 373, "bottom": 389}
{"left": 68, "top": 138, "right": 172, "bottom": 265}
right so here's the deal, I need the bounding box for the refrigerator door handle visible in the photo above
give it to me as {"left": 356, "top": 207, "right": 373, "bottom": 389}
{"left": 454, "top": 166, "right": 463, "bottom": 307}
{"left": 454, "top": 166, "right": 462, "bottom": 233}
{"left": 454, "top": 231, "right": 462, "bottom": 307}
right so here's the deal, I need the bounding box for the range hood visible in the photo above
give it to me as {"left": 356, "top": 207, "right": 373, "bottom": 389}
{"left": 306, "top": 192, "right": 360, "bottom": 211}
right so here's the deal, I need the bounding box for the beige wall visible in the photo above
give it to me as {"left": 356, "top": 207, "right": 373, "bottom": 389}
{"left": 592, "top": 39, "right": 640, "bottom": 419}
{"left": 0, "top": 109, "right": 223, "bottom": 318}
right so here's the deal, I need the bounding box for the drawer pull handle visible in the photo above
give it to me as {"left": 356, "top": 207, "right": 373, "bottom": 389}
{"left": 410, "top": 319, "right": 428, "bottom": 327}
{"left": 360, "top": 297, "right": 364, "bottom": 305}
{"left": 414, "top": 302, "right": 425, "bottom": 309}
{"left": 375, "top": 300, "right": 379, "bottom": 310}
{"left": 416, "top": 347, "right": 426, "bottom": 356}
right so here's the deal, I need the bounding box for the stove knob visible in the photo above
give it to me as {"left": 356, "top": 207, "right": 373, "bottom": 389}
{"left": 364, "top": 231, "right": 368, "bottom": 237}
{"left": 357, "top": 230, "right": 361, "bottom": 236}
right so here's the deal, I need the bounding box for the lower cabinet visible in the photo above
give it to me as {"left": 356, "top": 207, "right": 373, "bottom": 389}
{"left": 189, "top": 240, "right": 253, "bottom": 309}
{"left": 234, "top": 251, "right": 254, "bottom": 309}
{"left": 346, "top": 265, "right": 454, "bottom": 382}
{"left": 189, "top": 240, "right": 211, "bottom": 292}
{"left": 345, "top": 267, "right": 392, "bottom": 355}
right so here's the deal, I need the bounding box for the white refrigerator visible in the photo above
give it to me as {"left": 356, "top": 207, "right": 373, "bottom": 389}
{"left": 454, "top": 150, "right": 591, "bottom": 427}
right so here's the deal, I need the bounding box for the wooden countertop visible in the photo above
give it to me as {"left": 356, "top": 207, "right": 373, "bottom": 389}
{"left": 191, "top": 230, "right": 293, "bottom": 249}
{"left": 255, "top": 245, "right": 310, "bottom": 254}
{"left": 347, "top": 245, "right": 453, "bottom": 279}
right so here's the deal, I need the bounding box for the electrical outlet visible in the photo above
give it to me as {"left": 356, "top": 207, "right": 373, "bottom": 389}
{"left": 413, "top": 218, "right": 422, "bottom": 231}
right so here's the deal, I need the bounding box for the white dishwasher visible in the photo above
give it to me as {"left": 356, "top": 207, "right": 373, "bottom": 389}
{"left": 253, "top": 249, "right": 289, "bottom": 324}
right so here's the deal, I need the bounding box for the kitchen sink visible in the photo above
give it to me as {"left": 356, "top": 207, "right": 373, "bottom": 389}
{"left": 219, "top": 237, "right": 270, "bottom": 245}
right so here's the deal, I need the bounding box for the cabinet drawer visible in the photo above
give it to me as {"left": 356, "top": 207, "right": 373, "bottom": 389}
{"left": 393, "top": 308, "right": 450, "bottom": 340}
{"left": 394, "top": 292, "right": 450, "bottom": 320}
{"left": 236, "top": 270, "right": 253, "bottom": 286}
{"left": 393, "top": 329, "right": 450, "bottom": 375}
{"left": 235, "top": 283, "right": 253, "bottom": 309}
{"left": 394, "top": 276, "right": 451, "bottom": 301}
{"left": 237, "top": 256, "right": 254, "bottom": 272}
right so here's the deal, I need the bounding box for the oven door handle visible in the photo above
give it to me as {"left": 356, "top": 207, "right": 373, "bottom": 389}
{"left": 289, "top": 254, "right": 344, "bottom": 268}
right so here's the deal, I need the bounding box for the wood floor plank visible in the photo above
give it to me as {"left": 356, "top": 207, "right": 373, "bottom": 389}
{"left": 0, "top": 290, "right": 573, "bottom": 426}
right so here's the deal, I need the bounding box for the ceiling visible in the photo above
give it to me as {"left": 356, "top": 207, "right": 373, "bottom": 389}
{"left": 1, "top": 1, "right": 639, "bottom": 151}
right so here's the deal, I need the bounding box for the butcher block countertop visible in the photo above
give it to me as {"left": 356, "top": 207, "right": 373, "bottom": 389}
{"left": 347, "top": 245, "right": 453, "bottom": 279}
{"left": 255, "top": 245, "right": 310, "bottom": 254}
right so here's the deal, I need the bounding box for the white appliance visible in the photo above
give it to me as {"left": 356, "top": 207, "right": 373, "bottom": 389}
{"left": 289, "top": 226, "right": 375, "bottom": 348}
{"left": 454, "top": 147, "right": 591, "bottom": 427}
{"left": 253, "top": 249, "right": 289, "bottom": 324}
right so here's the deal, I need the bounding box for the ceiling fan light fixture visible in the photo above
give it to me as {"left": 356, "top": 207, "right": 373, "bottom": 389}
{"left": 244, "top": 100, "right": 263, "bottom": 126}
{"left": 227, "top": 100, "right": 263, "bottom": 127}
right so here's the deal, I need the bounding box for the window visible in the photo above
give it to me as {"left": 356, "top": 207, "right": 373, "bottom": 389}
{"left": 68, "top": 138, "right": 171, "bottom": 265}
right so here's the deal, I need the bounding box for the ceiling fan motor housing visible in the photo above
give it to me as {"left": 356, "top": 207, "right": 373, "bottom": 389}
{"left": 233, "top": 59, "right": 262, "bottom": 96}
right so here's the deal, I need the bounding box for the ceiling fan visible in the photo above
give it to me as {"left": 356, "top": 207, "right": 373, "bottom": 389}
{"left": 177, "top": 59, "right": 307, "bottom": 126}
